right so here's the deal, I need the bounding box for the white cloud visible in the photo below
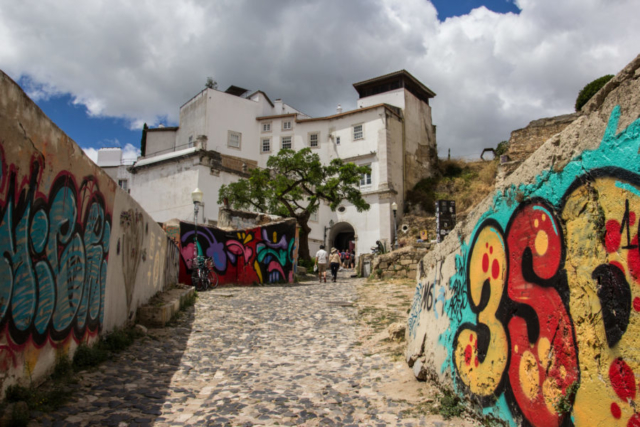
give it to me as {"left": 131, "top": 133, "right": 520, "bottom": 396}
{"left": 122, "top": 143, "right": 141, "bottom": 163}
{"left": 82, "top": 147, "right": 98, "bottom": 163}
{"left": 1, "top": 0, "right": 639, "bottom": 158}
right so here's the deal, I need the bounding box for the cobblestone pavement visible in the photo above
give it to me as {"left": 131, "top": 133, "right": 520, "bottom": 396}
{"left": 34, "top": 272, "right": 462, "bottom": 426}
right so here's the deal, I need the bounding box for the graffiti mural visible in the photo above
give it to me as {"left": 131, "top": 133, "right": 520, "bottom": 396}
{"left": 408, "top": 106, "right": 640, "bottom": 426}
{"left": 178, "top": 220, "right": 297, "bottom": 285}
{"left": 0, "top": 146, "right": 112, "bottom": 352}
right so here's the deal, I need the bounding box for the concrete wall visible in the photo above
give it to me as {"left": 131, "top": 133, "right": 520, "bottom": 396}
{"left": 130, "top": 156, "right": 200, "bottom": 223}
{"left": 171, "top": 218, "right": 298, "bottom": 285}
{"left": 146, "top": 128, "right": 179, "bottom": 156}
{"left": 405, "top": 54, "right": 640, "bottom": 427}
{"left": 0, "top": 70, "right": 179, "bottom": 395}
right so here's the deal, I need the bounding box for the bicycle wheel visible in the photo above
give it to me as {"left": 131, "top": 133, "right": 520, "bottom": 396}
{"left": 191, "top": 271, "right": 200, "bottom": 289}
{"left": 208, "top": 269, "right": 219, "bottom": 289}
{"left": 199, "top": 269, "right": 210, "bottom": 291}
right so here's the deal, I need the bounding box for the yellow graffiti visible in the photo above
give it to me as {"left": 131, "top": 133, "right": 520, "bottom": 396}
{"left": 562, "top": 177, "right": 640, "bottom": 426}
{"left": 454, "top": 223, "right": 509, "bottom": 396}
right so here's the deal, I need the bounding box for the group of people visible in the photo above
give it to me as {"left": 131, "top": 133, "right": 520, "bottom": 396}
{"left": 314, "top": 245, "right": 354, "bottom": 283}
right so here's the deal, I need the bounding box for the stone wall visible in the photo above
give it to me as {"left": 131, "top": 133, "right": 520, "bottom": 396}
{"left": 502, "top": 112, "right": 581, "bottom": 176}
{"left": 370, "top": 246, "right": 428, "bottom": 279}
{"left": 0, "top": 70, "right": 179, "bottom": 396}
{"left": 406, "top": 54, "right": 640, "bottom": 427}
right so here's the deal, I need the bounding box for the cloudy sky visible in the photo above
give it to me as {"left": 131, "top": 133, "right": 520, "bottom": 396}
{"left": 1, "top": 0, "right": 639, "bottom": 161}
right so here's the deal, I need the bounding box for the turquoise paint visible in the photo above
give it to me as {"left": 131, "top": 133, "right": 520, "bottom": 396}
{"left": 615, "top": 180, "right": 640, "bottom": 198}
{"left": 429, "top": 106, "right": 640, "bottom": 424}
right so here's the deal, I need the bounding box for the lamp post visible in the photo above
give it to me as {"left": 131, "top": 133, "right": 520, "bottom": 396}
{"left": 191, "top": 188, "right": 203, "bottom": 260}
{"left": 391, "top": 202, "right": 398, "bottom": 250}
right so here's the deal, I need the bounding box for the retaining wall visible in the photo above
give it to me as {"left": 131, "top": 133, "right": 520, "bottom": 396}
{"left": 406, "top": 54, "right": 640, "bottom": 426}
{"left": 0, "top": 71, "right": 179, "bottom": 395}
{"left": 370, "top": 246, "right": 428, "bottom": 279}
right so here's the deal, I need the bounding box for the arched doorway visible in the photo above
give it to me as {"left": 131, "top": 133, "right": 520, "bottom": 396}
{"left": 328, "top": 222, "right": 356, "bottom": 253}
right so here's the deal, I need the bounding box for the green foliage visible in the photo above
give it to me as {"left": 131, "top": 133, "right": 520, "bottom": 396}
{"left": 140, "top": 123, "right": 148, "bottom": 157}
{"left": 575, "top": 74, "right": 614, "bottom": 111}
{"left": 437, "top": 389, "right": 465, "bottom": 419}
{"left": 205, "top": 77, "right": 218, "bottom": 89}
{"left": 8, "top": 402, "right": 29, "bottom": 427}
{"left": 219, "top": 148, "right": 371, "bottom": 259}
{"left": 495, "top": 140, "right": 509, "bottom": 156}
{"left": 73, "top": 343, "right": 109, "bottom": 369}
{"left": 5, "top": 385, "right": 31, "bottom": 403}
{"left": 51, "top": 353, "right": 73, "bottom": 382}
{"left": 297, "top": 258, "right": 315, "bottom": 270}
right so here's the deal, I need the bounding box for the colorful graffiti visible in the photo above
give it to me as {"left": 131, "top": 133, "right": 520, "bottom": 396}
{"left": 409, "top": 106, "right": 640, "bottom": 426}
{"left": 0, "top": 147, "right": 111, "bottom": 351}
{"left": 178, "top": 220, "right": 297, "bottom": 285}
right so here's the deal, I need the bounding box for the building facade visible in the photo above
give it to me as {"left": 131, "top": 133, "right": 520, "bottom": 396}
{"left": 129, "top": 70, "right": 437, "bottom": 257}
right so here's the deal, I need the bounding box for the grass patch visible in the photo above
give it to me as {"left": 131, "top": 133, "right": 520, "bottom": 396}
{"left": 406, "top": 158, "right": 498, "bottom": 215}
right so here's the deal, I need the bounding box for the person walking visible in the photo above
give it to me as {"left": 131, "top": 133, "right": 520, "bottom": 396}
{"left": 329, "top": 247, "right": 341, "bottom": 282}
{"left": 315, "top": 245, "right": 328, "bottom": 283}
{"left": 344, "top": 249, "right": 352, "bottom": 269}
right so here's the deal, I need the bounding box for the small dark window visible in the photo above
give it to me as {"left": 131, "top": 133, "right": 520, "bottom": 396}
{"left": 338, "top": 206, "right": 346, "bottom": 213}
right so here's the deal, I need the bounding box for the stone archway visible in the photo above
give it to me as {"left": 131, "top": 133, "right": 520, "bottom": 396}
{"left": 328, "top": 221, "right": 356, "bottom": 253}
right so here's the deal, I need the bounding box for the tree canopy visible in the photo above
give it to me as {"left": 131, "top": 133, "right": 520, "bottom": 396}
{"left": 575, "top": 74, "right": 614, "bottom": 112}
{"left": 218, "top": 148, "right": 371, "bottom": 260}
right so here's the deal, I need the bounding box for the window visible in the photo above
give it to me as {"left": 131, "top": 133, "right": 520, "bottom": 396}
{"left": 281, "top": 136, "right": 292, "bottom": 149}
{"left": 262, "top": 122, "right": 271, "bottom": 132}
{"left": 261, "top": 138, "right": 271, "bottom": 153}
{"left": 228, "top": 131, "right": 241, "bottom": 149}
{"left": 360, "top": 165, "right": 372, "bottom": 187}
{"left": 188, "top": 135, "right": 193, "bottom": 147}
{"left": 282, "top": 121, "right": 292, "bottom": 130}
{"left": 353, "top": 124, "right": 364, "bottom": 140}
{"left": 336, "top": 136, "right": 341, "bottom": 145}
{"left": 309, "top": 210, "right": 318, "bottom": 222}
{"left": 309, "top": 132, "right": 319, "bottom": 148}
{"left": 118, "top": 179, "right": 128, "bottom": 190}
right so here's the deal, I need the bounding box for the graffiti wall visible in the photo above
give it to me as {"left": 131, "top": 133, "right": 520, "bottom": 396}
{"left": 0, "top": 70, "right": 179, "bottom": 395}
{"left": 177, "top": 219, "right": 298, "bottom": 285}
{"left": 406, "top": 55, "right": 640, "bottom": 426}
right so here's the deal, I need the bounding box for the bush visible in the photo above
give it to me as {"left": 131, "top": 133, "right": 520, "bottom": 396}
{"left": 575, "top": 74, "right": 614, "bottom": 111}
{"left": 73, "top": 343, "right": 109, "bottom": 370}
{"left": 4, "top": 385, "right": 31, "bottom": 403}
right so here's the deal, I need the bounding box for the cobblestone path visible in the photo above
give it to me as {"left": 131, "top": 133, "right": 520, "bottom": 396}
{"left": 34, "top": 274, "right": 454, "bottom": 426}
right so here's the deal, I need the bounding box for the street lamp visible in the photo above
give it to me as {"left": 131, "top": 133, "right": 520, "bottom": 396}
{"left": 391, "top": 201, "right": 398, "bottom": 250}
{"left": 191, "top": 187, "right": 203, "bottom": 259}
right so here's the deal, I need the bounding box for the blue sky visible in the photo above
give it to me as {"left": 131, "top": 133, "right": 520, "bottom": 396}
{"left": 3, "top": 0, "right": 638, "bottom": 160}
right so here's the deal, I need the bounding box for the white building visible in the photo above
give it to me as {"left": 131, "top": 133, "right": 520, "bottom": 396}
{"left": 129, "top": 70, "right": 437, "bottom": 257}
{"left": 96, "top": 147, "right": 133, "bottom": 192}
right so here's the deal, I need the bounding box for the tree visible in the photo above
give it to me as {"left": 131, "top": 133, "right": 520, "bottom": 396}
{"left": 575, "top": 74, "right": 614, "bottom": 111}
{"left": 495, "top": 140, "right": 508, "bottom": 156}
{"left": 140, "top": 123, "right": 148, "bottom": 157}
{"left": 205, "top": 77, "right": 218, "bottom": 90}
{"left": 218, "top": 148, "right": 371, "bottom": 261}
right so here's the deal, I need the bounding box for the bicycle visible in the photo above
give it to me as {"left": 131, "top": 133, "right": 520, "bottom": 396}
{"left": 189, "top": 255, "right": 219, "bottom": 291}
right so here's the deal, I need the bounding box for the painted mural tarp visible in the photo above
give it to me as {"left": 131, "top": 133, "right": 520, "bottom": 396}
{"left": 177, "top": 220, "right": 298, "bottom": 286}
{"left": 407, "top": 84, "right": 640, "bottom": 424}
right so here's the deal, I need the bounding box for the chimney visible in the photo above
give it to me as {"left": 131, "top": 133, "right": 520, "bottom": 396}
{"left": 337, "top": 104, "right": 342, "bottom": 114}
{"left": 274, "top": 99, "right": 284, "bottom": 113}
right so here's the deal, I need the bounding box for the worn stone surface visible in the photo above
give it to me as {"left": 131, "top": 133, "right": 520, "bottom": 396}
{"left": 29, "top": 271, "right": 474, "bottom": 427}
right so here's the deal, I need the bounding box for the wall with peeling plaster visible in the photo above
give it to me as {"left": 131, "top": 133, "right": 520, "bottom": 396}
{"left": 406, "top": 54, "right": 640, "bottom": 427}
{"left": 0, "top": 71, "right": 180, "bottom": 397}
